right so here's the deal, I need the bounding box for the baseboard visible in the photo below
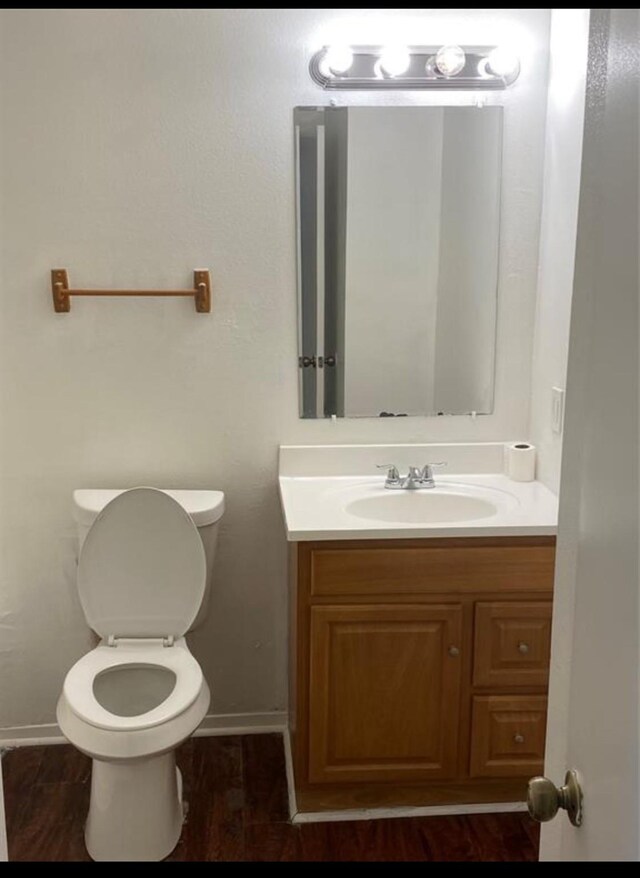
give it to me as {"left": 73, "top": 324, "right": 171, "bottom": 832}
{"left": 281, "top": 726, "right": 527, "bottom": 824}
{"left": 194, "top": 711, "right": 287, "bottom": 737}
{"left": 0, "top": 711, "right": 287, "bottom": 748}
{"left": 290, "top": 800, "right": 528, "bottom": 824}
{"left": 0, "top": 723, "right": 66, "bottom": 748}
{"left": 283, "top": 727, "right": 298, "bottom": 820}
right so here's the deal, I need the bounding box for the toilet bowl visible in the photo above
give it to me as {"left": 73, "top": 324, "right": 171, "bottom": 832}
{"left": 57, "top": 486, "right": 224, "bottom": 862}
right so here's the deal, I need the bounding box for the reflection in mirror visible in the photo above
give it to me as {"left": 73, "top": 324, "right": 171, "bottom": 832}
{"left": 295, "top": 106, "right": 503, "bottom": 419}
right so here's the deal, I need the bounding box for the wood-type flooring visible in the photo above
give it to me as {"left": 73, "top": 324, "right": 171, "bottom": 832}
{"left": 2, "top": 734, "right": 539, "bottom": 861}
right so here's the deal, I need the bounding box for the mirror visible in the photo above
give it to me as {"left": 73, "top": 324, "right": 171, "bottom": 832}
{"left": 294, "top": 106, "right": 503, "bottom": 418}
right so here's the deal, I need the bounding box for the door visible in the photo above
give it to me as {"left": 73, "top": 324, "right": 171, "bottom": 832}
{"left": 308, "top": 603, "right": 462, "bottom": 783}
{"left": 538, "top": 8, "right": 639, "bottom": 860}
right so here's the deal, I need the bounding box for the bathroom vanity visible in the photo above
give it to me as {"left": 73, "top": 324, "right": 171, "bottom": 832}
{"left": 279, "top": 444, "right": 558, "bottom": 813}
{"left": 289, "top": 536, "right": 554, "bottom": 811}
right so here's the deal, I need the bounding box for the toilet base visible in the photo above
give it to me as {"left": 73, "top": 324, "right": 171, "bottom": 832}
{"left": 85, "top": 752, "right": 183, "bottom": 861}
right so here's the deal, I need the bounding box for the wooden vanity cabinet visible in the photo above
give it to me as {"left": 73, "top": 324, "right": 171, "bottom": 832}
{"left": 289, "top": 536, "right": 555, "bottom": 812}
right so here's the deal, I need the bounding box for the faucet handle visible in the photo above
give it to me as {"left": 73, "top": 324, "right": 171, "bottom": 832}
{"left": 420, "top": 462, "right": 448, "bottom": 480}
{"left": 377, "top": 464, "right": 400, "bottom": 482}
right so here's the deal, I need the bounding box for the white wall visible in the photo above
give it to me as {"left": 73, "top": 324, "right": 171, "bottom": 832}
{"left": 0, "top": 9, "right": 551, "bottom": 730}
{"left": 344, "top": 108, "right": 442, "bottom": 416}
{"left": 530, "top": 10, "right": 589, "bottom": 493}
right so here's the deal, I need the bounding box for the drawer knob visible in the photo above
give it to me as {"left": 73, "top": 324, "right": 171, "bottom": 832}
{"left": 514, "top": 734, "right": 525, "bottom": 744}
{"left": 518, "top": 641, "right": 530, "bottom": 654}
{"left": 448, "top": 645, "right": 460, "bottom": 657}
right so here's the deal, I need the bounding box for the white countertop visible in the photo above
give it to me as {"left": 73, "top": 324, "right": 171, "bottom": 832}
{"left": 278, "top": 472, "right": 558, "bottom": 542}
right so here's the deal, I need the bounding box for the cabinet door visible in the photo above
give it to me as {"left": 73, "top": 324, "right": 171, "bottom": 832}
{"left": 308, "top": 604, "right": 463, "bottom": 784}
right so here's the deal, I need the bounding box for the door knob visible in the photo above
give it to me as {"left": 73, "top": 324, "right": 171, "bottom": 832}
{"left": 527, "top": 770, "right": 583, "bottom": 827}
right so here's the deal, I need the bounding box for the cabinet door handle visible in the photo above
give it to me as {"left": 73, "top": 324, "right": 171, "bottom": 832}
{"left": 518, "top": 641, "right": 530, "bottom": 654}
{"left": 448, "top": 645, "right": 460, "bottom": 657}
{"left": 514, "top": 734, "right": 525, "bottom": 744}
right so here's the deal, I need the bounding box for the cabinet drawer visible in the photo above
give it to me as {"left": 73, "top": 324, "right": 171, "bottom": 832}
{"left": 473, "top": 602, "right": 552, "bottom": 687}
{"left": 469, "top": 695, "right": 547, "bottom": 778}
{"left": 307, "top": 542, "right": 556, "bottom": 598}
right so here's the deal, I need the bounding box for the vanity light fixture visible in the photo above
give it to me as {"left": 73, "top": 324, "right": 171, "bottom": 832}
{"left": 309, "top": 44, "right": 521, "bottom": 89}
{"left": 379, "top": 46, "right": 411, "bottom": 77}
{"left": 435, "top": 44, "right": 466, "bottom": 77}
{"left": 322, "top": 45, "right": 354, "bottom": 75}
{"left": 487, "top": 46, "right": 520, "bottom": 78}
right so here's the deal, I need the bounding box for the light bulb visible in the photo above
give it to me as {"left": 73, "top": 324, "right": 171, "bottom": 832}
{"left": 324, "top": 45, "right": 354, "bottom": 75}
{"left": 487, "top": 46, "right": 519, "bottom": 78}
{"left": 435, "top": 45, "right": 466, "bottom": 77}
{"left": 379, "top": 46, "right": 410, "bottom": 77}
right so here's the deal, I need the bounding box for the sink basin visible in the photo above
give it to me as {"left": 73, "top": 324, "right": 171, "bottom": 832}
{"left": 345, "top": 490, "right": 499, "bottom": 524}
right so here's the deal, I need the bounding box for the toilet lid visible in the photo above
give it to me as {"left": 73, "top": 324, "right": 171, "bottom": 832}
{"left": 77, "top": 487, "right": 207, "bottom": 639}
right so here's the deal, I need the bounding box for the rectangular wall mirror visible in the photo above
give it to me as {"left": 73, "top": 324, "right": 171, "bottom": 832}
{"left": 294, "top": 105, "right": 503, "bottom": 418}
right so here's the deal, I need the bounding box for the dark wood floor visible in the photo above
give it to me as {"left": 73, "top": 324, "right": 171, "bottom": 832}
{"left": 2, "top": 734, "right": 539, "bottom": 861}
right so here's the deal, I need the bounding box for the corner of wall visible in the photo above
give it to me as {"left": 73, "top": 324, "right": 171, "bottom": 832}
{"left": 529, "top": 9, "right": 590, "bottom": 494}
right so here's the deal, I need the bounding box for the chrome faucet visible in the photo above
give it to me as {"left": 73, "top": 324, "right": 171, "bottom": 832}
{"left": 376, "top": 463, "right": 447, "bottom": 489}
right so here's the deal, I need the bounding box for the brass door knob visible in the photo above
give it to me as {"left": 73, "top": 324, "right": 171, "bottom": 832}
{"left": 527, "top": 770, "right": 583, "bottom": 827}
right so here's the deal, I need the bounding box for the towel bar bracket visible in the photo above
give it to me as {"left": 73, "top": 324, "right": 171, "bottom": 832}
{"left": 52, "top": 268, "right": 70, "bottom": 312}
{"left": 193, "top": 269, "right": 211, "bottom": 313}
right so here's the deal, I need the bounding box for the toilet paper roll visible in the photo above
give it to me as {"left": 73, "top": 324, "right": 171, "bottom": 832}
{"left": 505, "top": 442, "right": 536, "bottom": 482}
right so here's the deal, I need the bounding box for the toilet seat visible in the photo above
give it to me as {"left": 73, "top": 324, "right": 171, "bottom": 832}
{"left": 64, "top": 489, "right": 209, "bottom": 734}
{"left": 63, "top": 639, "right": 203, "bottom": 731}
{"left": 77, "top": 487, "right": 207, "bottom": 641}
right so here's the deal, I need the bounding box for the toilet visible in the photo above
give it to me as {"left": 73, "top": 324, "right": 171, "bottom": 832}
{"left": 57, "top": 486, "right": 224, "bottom": 862}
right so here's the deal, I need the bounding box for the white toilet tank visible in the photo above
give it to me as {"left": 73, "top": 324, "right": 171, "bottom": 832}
{"left": 72, "top": 488, "right": 225, "bottom": 630}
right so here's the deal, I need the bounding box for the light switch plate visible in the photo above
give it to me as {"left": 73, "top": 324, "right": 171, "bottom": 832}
{"left": 551, "top": 386, "right": 565, "bottom": 435}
